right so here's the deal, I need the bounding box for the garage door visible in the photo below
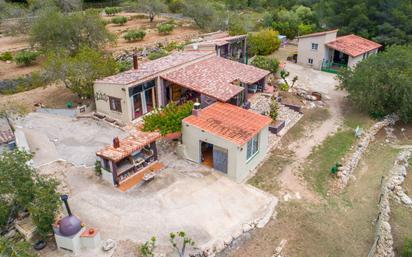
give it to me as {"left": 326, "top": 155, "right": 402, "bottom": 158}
{"left": 213, "top": 147, "right": 228, "bottom": 174}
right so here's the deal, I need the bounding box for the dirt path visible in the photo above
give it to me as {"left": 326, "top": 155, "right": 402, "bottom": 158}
{"left": 277, "top": 63, "right": 345, "bottom": 202}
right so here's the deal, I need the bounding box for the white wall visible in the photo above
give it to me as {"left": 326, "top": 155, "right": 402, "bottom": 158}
{"left": 94, "top": 82, "right": 131, "bottom": 123}
{"left": 348, "top": 49, "right": 379, "bottom": 68}
{"left": 182, "top": 121, "right": 269, "bottom": 182}
{"left": 297, "top": 31, "right": 337, "bottom": 70}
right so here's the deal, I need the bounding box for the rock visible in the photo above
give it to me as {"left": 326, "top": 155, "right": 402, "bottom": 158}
{"left": 224, "top": 235, "right": 232, "bottom": 245}
{"left": 102, "top": 239, "right": 116, "bottom": 251}
{"left": 213, "top": 239, "right": 225, "bottom": 252}
{"left": 242, "top": 224, "right": 252, "bottom": 233}
{"left": 232, "top": 228, "right": 242, "bottom": 239}
{"left": 401, "top": 194, "right": 412, "bottom": 206}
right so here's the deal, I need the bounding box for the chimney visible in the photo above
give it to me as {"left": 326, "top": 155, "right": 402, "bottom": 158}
{"left": 132, "top": 53, "right": 138, "bottom": 70}
{"left": 113, "top": 137, "right": 120, "bottom": 148}
{"left": 192, "top": 102, "right": 201, "bottom": 116}
{"left": 60, "top": 194, "right": 72, "bottom": 216}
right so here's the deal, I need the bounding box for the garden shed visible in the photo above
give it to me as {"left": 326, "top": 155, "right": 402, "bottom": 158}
{"left": 181, "top": 102, "right": 272, "bottom": 182}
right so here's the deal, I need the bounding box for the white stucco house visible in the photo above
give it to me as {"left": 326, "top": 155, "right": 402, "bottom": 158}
{"left": 296, "top": 29, "right": 382, "bottom": 71}
{"left": 181, "top": 102, "right": 272, "bottom": 182}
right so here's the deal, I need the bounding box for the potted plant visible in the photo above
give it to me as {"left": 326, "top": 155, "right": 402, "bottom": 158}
{"left": 268, "top": 96, "right": 285, "bottom": 134}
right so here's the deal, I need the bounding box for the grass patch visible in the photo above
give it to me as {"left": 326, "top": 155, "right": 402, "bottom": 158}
{"left": 248, "top": 149, "right": 293, "bottom": 194}
{"left": 231, "top": 141, "right": 398, "bottom": 257}
{"left": 342, "top": 101, "right": 375, "bottom": 129}
{"left": 391, "top": 201, "right": 412, "bottom": 256}
{"left": 304, "top": 130, "right": 355, "bottom": 196}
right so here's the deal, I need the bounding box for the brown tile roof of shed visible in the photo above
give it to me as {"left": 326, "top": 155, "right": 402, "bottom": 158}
{"left": 326, "top": 34, "right": 382, "bottom": 57}
{"left": 96, "top": 51, "right": 214, "bottom": 85}
{"left": 0, "top": 118, "right": 14, "bottom": 144}
{"left": 96, "top": 130, "right": 161, "bottom": 162}
{"left": 161, "top": 56, "right": 270, "bottom": 102}
{"left": 183, "top": 102, "right": 272, "bottom": 145}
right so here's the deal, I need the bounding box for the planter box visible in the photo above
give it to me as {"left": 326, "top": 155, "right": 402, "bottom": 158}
{"left": 163, "top": 131, "right": 182, "bottom": 140}
{"left": 283, "top": 103, "right": 302, "bottom": 113}
{"left": 269, "top": 120, "right": 285, "bottom": 134}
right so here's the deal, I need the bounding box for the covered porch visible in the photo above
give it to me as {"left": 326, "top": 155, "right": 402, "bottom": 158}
{"left": 96, "top": 131, "right": 164, "bottom": 191}
{"left": 321, "top": 47, "right": 348, "bottom": 73}
{"left": 160, "top": 56, "right": 270, "bottom": 109}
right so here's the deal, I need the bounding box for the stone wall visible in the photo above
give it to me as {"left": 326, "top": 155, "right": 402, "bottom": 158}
{"left": 337, "top": 115, "right": 398, "bottom": 188}
{"left": 369, "top": 150, "right": 411, "bottom": 257}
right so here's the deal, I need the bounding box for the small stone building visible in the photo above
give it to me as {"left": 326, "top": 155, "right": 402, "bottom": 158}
{"left": 297, "top": 29, "right": 381, "bottom": 71}
{"left": 181, "top": 102, "right": 272, "bottom": 182}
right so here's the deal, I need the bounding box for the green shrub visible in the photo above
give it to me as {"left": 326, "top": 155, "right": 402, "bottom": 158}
{"left": 94, "top": 160, "right": 102, "bottom": 176}
{"left": 269, "top": 96, "right": 279, "bottom": 120}
{"left": 111, "top": 16, "right": 128, "bottom": 25}
{"left": 14, "top": 50, "right": 39, "bottom": 66}
{"left": 164, "top": 41, "right": 185, "bottom": 52}
{"left": 142, "top": 102, "right": 193, "bottom": 135}
{"left": 279, "top": 83, "right": 289, "bottom": 91}
{"left": 251, "top": 56, "right": 280, "bottom": 74}
{"left": 0, "top": 52, "right": 13, "bottom": 61}
{"left": 123, "top": 30, "right": 146, "bottom": 42}
{"left": 147, "top": 50, "right": 168, "bottom": 60}
{"left": 167, "top": 0, "right": 185, "bottom": 13}
{"left": 104, "top": 7, "right": 121, "bottom": 16}
{"left": 248, "top": 29, "right": 281, "bottom": 56}
{"left": 117, "top": 60, "right": 132, "bottom": 72}
{"left": 28, "top": 176, "right": 60, "bottom": 238}
{"left": 157, "top": 23, "right": 175, "bottom": 35}
{"left": 403, "top": 238, "right": 412, "bottom": 257}
{"left": 0, "top": 199, "right": 11, "bottom": 229}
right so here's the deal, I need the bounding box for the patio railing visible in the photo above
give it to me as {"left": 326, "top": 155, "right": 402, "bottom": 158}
{"left": 321, "top": 60, "right": 347, "bottom": 74}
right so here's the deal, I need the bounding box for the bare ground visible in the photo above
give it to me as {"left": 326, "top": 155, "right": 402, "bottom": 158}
{"left": 0, "top": 83, "right": 80, "bottom": 113}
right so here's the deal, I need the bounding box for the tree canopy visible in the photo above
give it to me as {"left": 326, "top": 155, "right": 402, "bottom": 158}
{"left": 338, "top": 45, "right": 412, "bottom": 122}
{"left": 30, "top": 9, "right": 114, "bottom": 54}
{"left": 44, "top": 46, "right": 118, "bottom": 98}
{"left": 0, "top": 150, "right": 61, "bottom": 239}
{"left": 248, "top": 29, "right": 281, "bottom": 56}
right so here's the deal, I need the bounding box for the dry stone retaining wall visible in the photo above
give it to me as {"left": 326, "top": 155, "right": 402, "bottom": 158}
{"left": 337, "top": 115, "right": 398, "bottom": 188}
{"left": 369, "top": 149, "right": 411, "bottom": 257}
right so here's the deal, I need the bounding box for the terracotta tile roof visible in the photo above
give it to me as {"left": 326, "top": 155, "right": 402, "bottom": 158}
{"left": 96, "top": 51, "right": 213, "bottom": 85}
{"left": 326, "top": 34, "right": 382, "bottom": 57}
{"left": 0, "top": 118, "right": 14, "bottom": 144}
{"left": 96, "top": 130, "right": 161, "bottom": 162}
{"left": 201, "top": 35, "right": 247, "bottom": 46}
{"left": 297, "top": 29, "right": 338, "bottom": 39}
{"left": 161, "top": 56, "right": 270, "bottom": 102}
{"left": 183, "top": 102, "right": 272, "bottom": 145}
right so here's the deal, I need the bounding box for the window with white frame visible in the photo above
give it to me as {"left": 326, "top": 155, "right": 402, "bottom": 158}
{"left": 246, "top": 133, "right": 259, "bottom": 161}
{"left": 308, "top": 58, "right": 314, "bottom": 64}
{"left": 311, "top": 43, "right": 319, "bottom": 50}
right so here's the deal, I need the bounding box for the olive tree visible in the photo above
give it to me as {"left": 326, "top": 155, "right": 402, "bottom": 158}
{"left": 338, "top": 45, "right": 412, "bottom": 122}
{"left": 137, "top": 0, "right": 167, "bottom": 22}
{"left": 30, "top": 10, "right": 114, "bottom": 54}
{"left": 44, "top": 46, "right": 118, "bottom": 98}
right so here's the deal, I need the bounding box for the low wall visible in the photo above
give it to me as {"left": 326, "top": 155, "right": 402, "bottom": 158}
{"left": 337, "top": 115, "right": 398, "bottom": 188}
{"left": 368, "top": 150, "right": 411, "bottom": 257}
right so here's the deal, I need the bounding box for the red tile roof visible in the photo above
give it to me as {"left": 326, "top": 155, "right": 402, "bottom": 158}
{"left": 326, "top": 34, "right": 382, "bottom": 57}
{"left": 96, "top": 130, "right": 161, "bottom": 162}
{"left": 297, "top": 29, "right": 338, "bottom": 39}
{"left": 183, "top": 102, "right": 272, "bottom": 145}
{"left": 96, "top": 51, "right": 213, "bottom": 85}
{"left": 161, "top": 56, "right": 270, "bottom": 102}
